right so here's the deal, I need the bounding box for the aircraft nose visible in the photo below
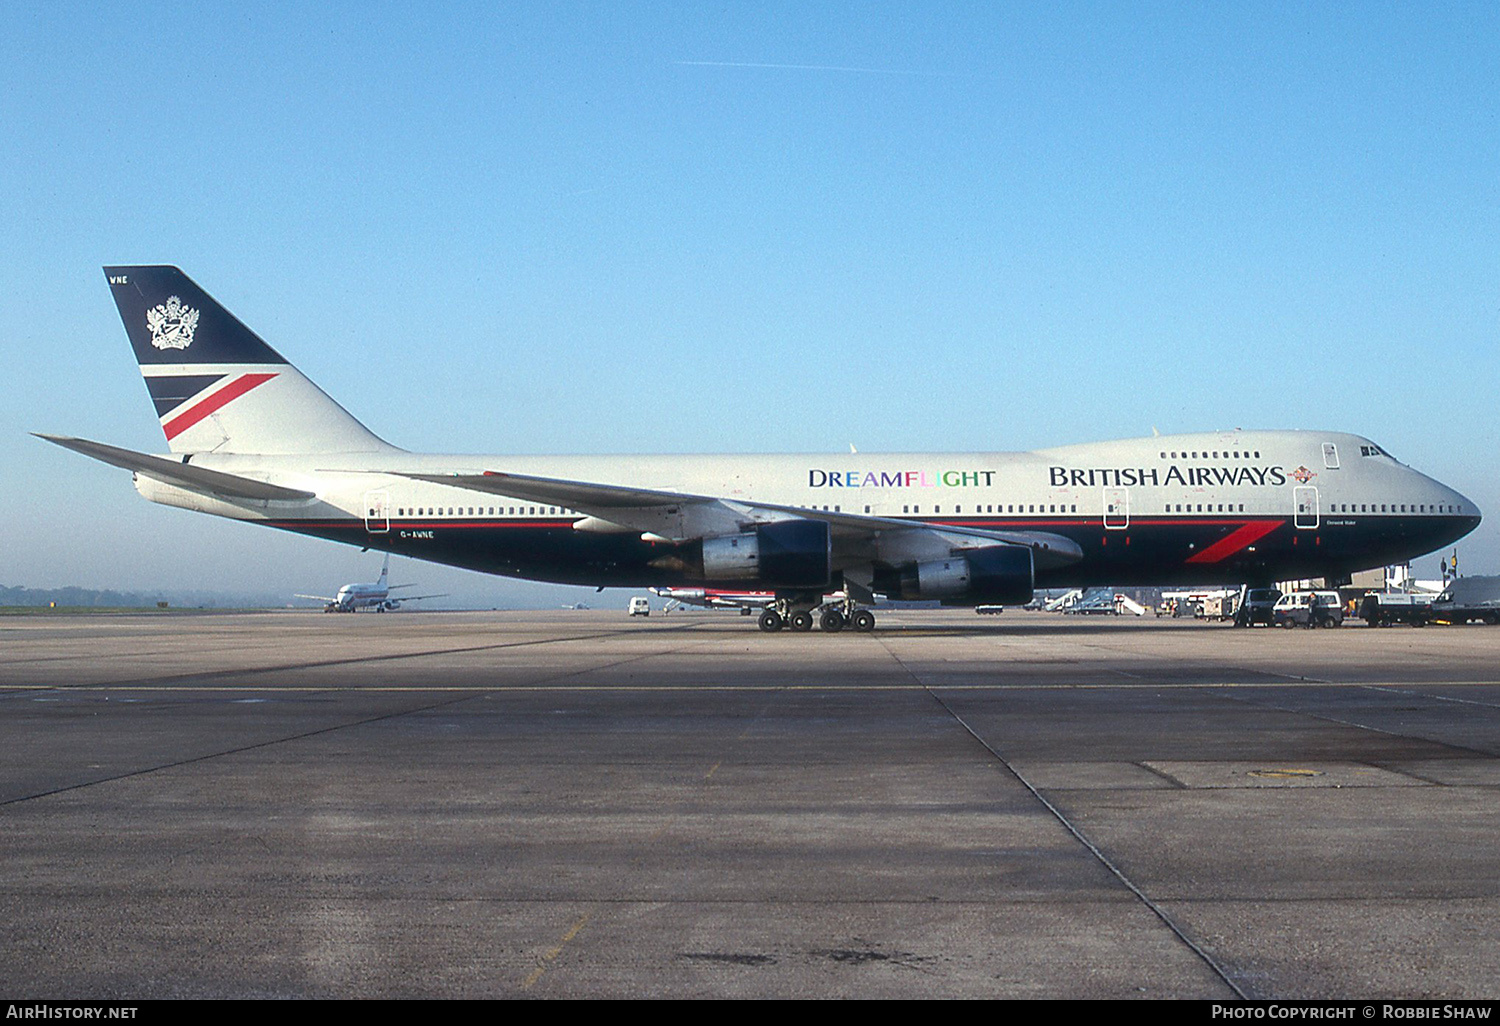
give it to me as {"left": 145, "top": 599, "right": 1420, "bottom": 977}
{"left": 1450, "top": 485, "right": 1481, "bottom": 526}
{"left": 1434, "top": 484, "right": 1482, "bottom": 547}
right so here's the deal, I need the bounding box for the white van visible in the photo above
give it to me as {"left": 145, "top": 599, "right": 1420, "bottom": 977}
{"left": 628, "top": 596, "right": 651, "bottom": 617}
{"left": 1273, "top": 590, "right": 1344, "bottom": 628}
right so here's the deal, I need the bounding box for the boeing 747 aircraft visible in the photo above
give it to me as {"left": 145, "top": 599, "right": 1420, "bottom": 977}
{"left": 37, "top": 267, "right": 1481, "bottom": 634}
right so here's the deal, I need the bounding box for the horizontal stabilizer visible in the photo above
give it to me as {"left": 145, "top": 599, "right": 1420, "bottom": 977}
{"left": 35, "top": 434, "right": 316, "bottom": 502}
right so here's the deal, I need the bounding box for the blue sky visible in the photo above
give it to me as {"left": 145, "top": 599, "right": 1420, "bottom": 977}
{"left": 3, "top": 2, "right": 1496, "bottom": 603}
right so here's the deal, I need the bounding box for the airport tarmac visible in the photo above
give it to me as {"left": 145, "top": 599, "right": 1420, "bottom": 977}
{"left": 2, "top": 608, "right": 1498, "bottom": 999}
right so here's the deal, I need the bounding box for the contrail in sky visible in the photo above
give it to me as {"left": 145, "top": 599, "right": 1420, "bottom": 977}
{"left": 675, "top": 60, "right": 952, "bottom": 77}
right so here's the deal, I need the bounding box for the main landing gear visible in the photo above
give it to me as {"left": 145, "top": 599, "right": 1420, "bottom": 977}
{"left": 758, "top": 597, "right": 876, "bottom": 634}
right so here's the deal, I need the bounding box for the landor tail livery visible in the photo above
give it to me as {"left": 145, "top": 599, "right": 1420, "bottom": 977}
{"left": 103, "top": 265, "right": 393, "bottom": 455}
{"left": 40, "top": 266, "right": 1481, "bottom": 633}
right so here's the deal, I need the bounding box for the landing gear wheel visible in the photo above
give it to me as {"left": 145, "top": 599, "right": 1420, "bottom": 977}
{"left": 789, "top": 611, "right": 814, "bottom": 632}
{"left": 758, "top": 610, "right": 784, "bottom": 632}
{"left": 820, "top": 610, "right": 845, "bottom": 633}
{"left": 851, "top": 609, "right": 876, "bottom": 632}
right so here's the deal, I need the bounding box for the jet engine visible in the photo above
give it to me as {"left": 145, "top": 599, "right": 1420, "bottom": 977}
{"left": 873, "top": 545, "right": 1034, "bottom": 605}
{"left": 679, "top": 519, "right": 832, "bottom": 588}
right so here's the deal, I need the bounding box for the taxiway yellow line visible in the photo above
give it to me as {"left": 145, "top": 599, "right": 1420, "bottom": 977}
{"left": 522, "top": 913, "right": 590, "bottom": 992}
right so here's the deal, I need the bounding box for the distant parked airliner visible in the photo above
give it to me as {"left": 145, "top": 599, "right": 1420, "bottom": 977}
{"left": 295, "top": 554, "right": 445, "bottom": 613}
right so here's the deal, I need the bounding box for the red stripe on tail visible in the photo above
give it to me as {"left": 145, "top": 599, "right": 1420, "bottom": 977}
{"left": 162, "top": 372, "right": 278, "bottom": 440}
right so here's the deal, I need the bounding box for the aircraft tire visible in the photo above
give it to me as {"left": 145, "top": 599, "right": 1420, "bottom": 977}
{"left": 851, "top": 610, "right": 876, "bottom": 632}
{"left": 758, "top": 610, "right": 783, "bottom": 632}
{"left": 789, "top": 611, "right": 814, "bottom": 632}
{"left": 820, "top": 610, "right": 845, "bottom": 633}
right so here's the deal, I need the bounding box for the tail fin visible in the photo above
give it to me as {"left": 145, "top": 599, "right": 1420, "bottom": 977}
{"left": 379, "top": 554, "right": 390, "bottom": 586}
{"left": 104, "top": 266, "right": 397, "bottom": 455}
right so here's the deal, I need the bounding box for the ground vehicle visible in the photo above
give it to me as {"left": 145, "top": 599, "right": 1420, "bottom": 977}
{"left": 1234, "top": 587, "right": 1282, "bottom": 627}
{"left": 1199, "top": 592, "right": 1237, "bottom": 621}
{"left": 1359, "top": 592, "right": 1433, "bottom": 627}
{"left": 1273, "top": 590, "right": 1344, "bottom": 628}
{"left": 975, "top": 605, "right": 1004, "bottom": 615}
{"left": 1430, "top": 576, "right": 1500, "bottom": 625}
{"left": 628, "top": 596, "right": 651, "bottom": 617}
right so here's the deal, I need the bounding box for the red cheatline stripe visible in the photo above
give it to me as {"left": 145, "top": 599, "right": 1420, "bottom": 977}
{"left": 1185, "top": 520, "right": 1284, "bottom": 564}
{"left": 162, "top": 372, "right": 278, "bottom": 440}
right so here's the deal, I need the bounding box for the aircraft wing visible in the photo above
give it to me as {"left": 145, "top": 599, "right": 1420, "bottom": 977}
{"left": 36, "top": 435, "right": 316, "bottom": 502}
{"left": 388, "top": 593, "right": 447, "bottom": 603}
{"left": 394, "top": 468, "right": 1083, "bottom": 570}
{"left": 294, "top": 593, "right": 338, "bottom": 602}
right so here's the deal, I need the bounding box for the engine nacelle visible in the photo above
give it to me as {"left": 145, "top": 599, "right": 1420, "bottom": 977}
{"left": 875, "top": 545, "right": 1034, "bottom": 605}
{"left": 699, "top": 520, "right": 831, "bottom": 588}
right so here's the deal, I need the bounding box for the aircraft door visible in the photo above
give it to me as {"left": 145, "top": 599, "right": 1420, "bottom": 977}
{"left": 1293, "top": 486, "right": 1319, "bottom": 529}
{"left": 1103, "top": 487, "right": 1129, "bottom": 530}
{"left": 364, "top": 489, "right": 391, "bottom": 534}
